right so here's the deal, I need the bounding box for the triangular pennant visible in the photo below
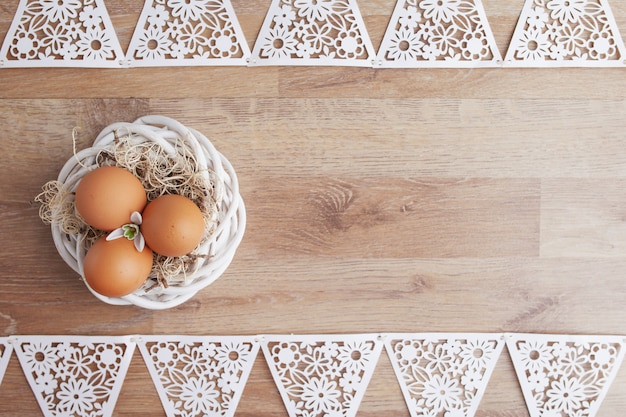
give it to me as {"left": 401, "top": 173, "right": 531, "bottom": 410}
{"left": 375, "top": 0, "right": 502, "bottom": 67}
{"left": 0, "top": 0, "right": 125, "bottom": 68}
{"left": 125, "top": 0, "right": 250, "bottom": 67}
{"left": 13, "top": 335, "right": 136, "bottom": 417}
{"left": 137, "top": 335, "right": 260, "bottom": 417}
{"left": 261, "top": 334, "right": 383, "bottom": 417}
{"left": 384, "top": 333, "right": 504, "bottom": 417}
{"left": 504, "top": 0, "right": 626, "bottom": 67}
{"left": 249, "top": 0, "right": 375, "bottom": 66}
{"left": 506, "top": 333, "right": 626, "bottom": 417}
{"left": 0, "top": 338, "right": 14, "bottom": 386}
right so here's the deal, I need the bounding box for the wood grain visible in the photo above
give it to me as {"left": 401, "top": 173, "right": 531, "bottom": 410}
{"left": 1, "top": 0, "right": 626, "bottom": 416}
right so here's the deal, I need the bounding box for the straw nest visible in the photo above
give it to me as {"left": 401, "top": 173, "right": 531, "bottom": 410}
{"left": 36, "top": 115, "right": 245, "bottom": 310}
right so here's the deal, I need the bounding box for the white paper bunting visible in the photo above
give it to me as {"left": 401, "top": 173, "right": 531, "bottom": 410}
{"left": 249, "top": 0, "right": 376, "bottom": 66}
{"left": 2, "top": 1, "right": 626, "bottom": 68}
{"left": 13, "top": 335, "right": 136, "bottom": 417}
{"left": 504, "top": 0, "right": 626, "bottom": 66}
{"left": 506, "top": 333, "right": 626, "bottom": 417}
{"left": 1, "top": 333, "right": 625, "bottom": 415}
{"left": 0, "top": 338, "right": 13, "bottom": 386}
{"left": 385, "top": 333, "right": 504, "bottom": 417}
{"left": 0, "top": 0, "right": 126, "bottom": 68}
{"left": 125, "top": 0, "right": 250, "bottom": 67}
{"left": 136, "top": 335, "right": 260, "bottom": 417}
{"left": 376, "top": 0, "right": 502, "bottom": 68}
{"left": 261, "top": 334, "right": 383, "bottom": 417}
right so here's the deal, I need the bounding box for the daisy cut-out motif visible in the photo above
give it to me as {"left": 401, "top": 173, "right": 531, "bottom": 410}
{"left": 13, "top": 335, "right": 136, "bottom": 417}
{"left": 250, "top": 0, "right": 376, "bottom": 66}
{"left": 0, "top": 338, "right": 14, "bottom": 386}
{"left": 504, "top": 0, "right": 626, "bottom": 66}
{"left": 506, "top": 333, "right": 626, "bottom": 417}
{"left": 137, "top": 336, "right": 260, "bottom": 417}
{"left": 385, "top": 333, "right": 505, "bottom": 417}
{"left": 261, "top": 334, "right": 383, "bottom": 417}
{"left": 125, "top": 0, "right": 250, "bottom": 66}
{"left": 0, "top": 0, "right": 125, "bottom": 67}
{"left": 376, "top": 0, "right": 502, "bottom": 67}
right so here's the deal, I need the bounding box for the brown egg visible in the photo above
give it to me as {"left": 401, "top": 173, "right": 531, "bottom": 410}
{"left": 75, "top": 166, "right": 147, "bottom": 231}
{"left": 141, "top": 194, "right": 205, "bottom": 257}
{"left": 83, "top": 236, "right": 154, "bottom": 298}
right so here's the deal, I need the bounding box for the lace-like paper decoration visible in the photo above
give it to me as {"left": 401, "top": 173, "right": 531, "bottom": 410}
{"left": 504, "top": 0, "right": 626, "bottom": 66}
{"left": 249, "top": 0, "right": 375, "bottom": 66}
{"left": 506, "top": 333, "right": 626, "bottom": 417}
{"left": 376, "top": 0, "right": 501, "bottom": 67}
{"left": 0, "top": 0, "right": 125, "bottom": 68}
{"left": 13, "top": 336, "right": 135, "bottom": 417}
{"left": 261, "top": 334, "right": 383, "bottom": 417}
{"left": 385, "top": 333, "right": 504, "bottom": 417}
{"left": 125, "top": 0, "right": 250, "bottom": 66}
{"left": 136, "top": 336, "right": 260, "bottom": 417}
{"left": 0, "top": 338, "right": 13, "bottom": 386}
{"left": 2, "top": 334, "right": 626, "bottom": 416}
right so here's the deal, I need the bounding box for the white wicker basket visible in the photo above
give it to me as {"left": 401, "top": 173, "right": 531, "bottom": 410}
{"left": 51, "top": 115, "right": 245, "bottom": 309}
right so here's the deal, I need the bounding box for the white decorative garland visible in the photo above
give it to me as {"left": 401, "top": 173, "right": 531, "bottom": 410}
{"left": 1, "top": 0, "right": 625, "bottom": 68}
{"left": 1, "top": 333, "right": 624, "bottom": 417}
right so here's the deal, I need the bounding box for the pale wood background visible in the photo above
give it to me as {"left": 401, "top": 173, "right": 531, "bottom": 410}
{"left": 1, "top": 0, "right": 626, "bottom": 416}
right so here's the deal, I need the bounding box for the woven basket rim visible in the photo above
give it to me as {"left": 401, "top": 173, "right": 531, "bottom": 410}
{"left": 50, "top": 115, "right": 245, "bottom": 310}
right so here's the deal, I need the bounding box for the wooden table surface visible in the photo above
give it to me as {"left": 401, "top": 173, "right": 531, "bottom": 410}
{"left": 1, "top": 0, "right": 626, "bottom": 415}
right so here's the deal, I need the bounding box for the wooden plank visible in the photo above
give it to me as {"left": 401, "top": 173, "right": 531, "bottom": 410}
{"left": 542, "top": 179, "right": 626, "bottom": 257}
{"left": 277, "top": 67, "right": 626, "bottom": 99}
{"left": 242, "top": 176, "right": 539, "bottom": 258}
{"left": 0, "top": 67, "right": 281, "bottom": 99}
{"left": 148, "top": 257, "right": 626, "bottom": 334}
{"left": 150, "top": 98, "right": 626, "bottom": 178}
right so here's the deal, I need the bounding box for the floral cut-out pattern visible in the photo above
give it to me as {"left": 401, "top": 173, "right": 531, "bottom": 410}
{"left": 376, "top": 0, "right": 502, "bottom": 67}
{"left": 0, "top": 0, "right": 125, "bottom": 67}
{"left": 505, "top": 0, "right": 626, "bottom": 66}
{"left": 385, "top": 333, "right": 505, "bottom": 417}
{"left": 2, "top": 0, "right": 626, "bottom": 67}
{"left": 13, "top": 336, "right": 135, "bottom": 417}
{"left": 125, "top": 0, "right": 250, "bottom": 66}
{"left": 0, "top": 338, "right": 13, "bottom": 386}
{"left": 1, "top": 334, "right": 626, "bottom": 416}
{"left": 261, "top": 334, "right": 383, "bottom": 417}
{"left": 506, "top": 334, "right": 626, "bottom": 417}
{"left": 249, "top": 0, "right": 376, "bottom": 66}
{"left": 137, "top": 336, "right": 260, "bottom": 417}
